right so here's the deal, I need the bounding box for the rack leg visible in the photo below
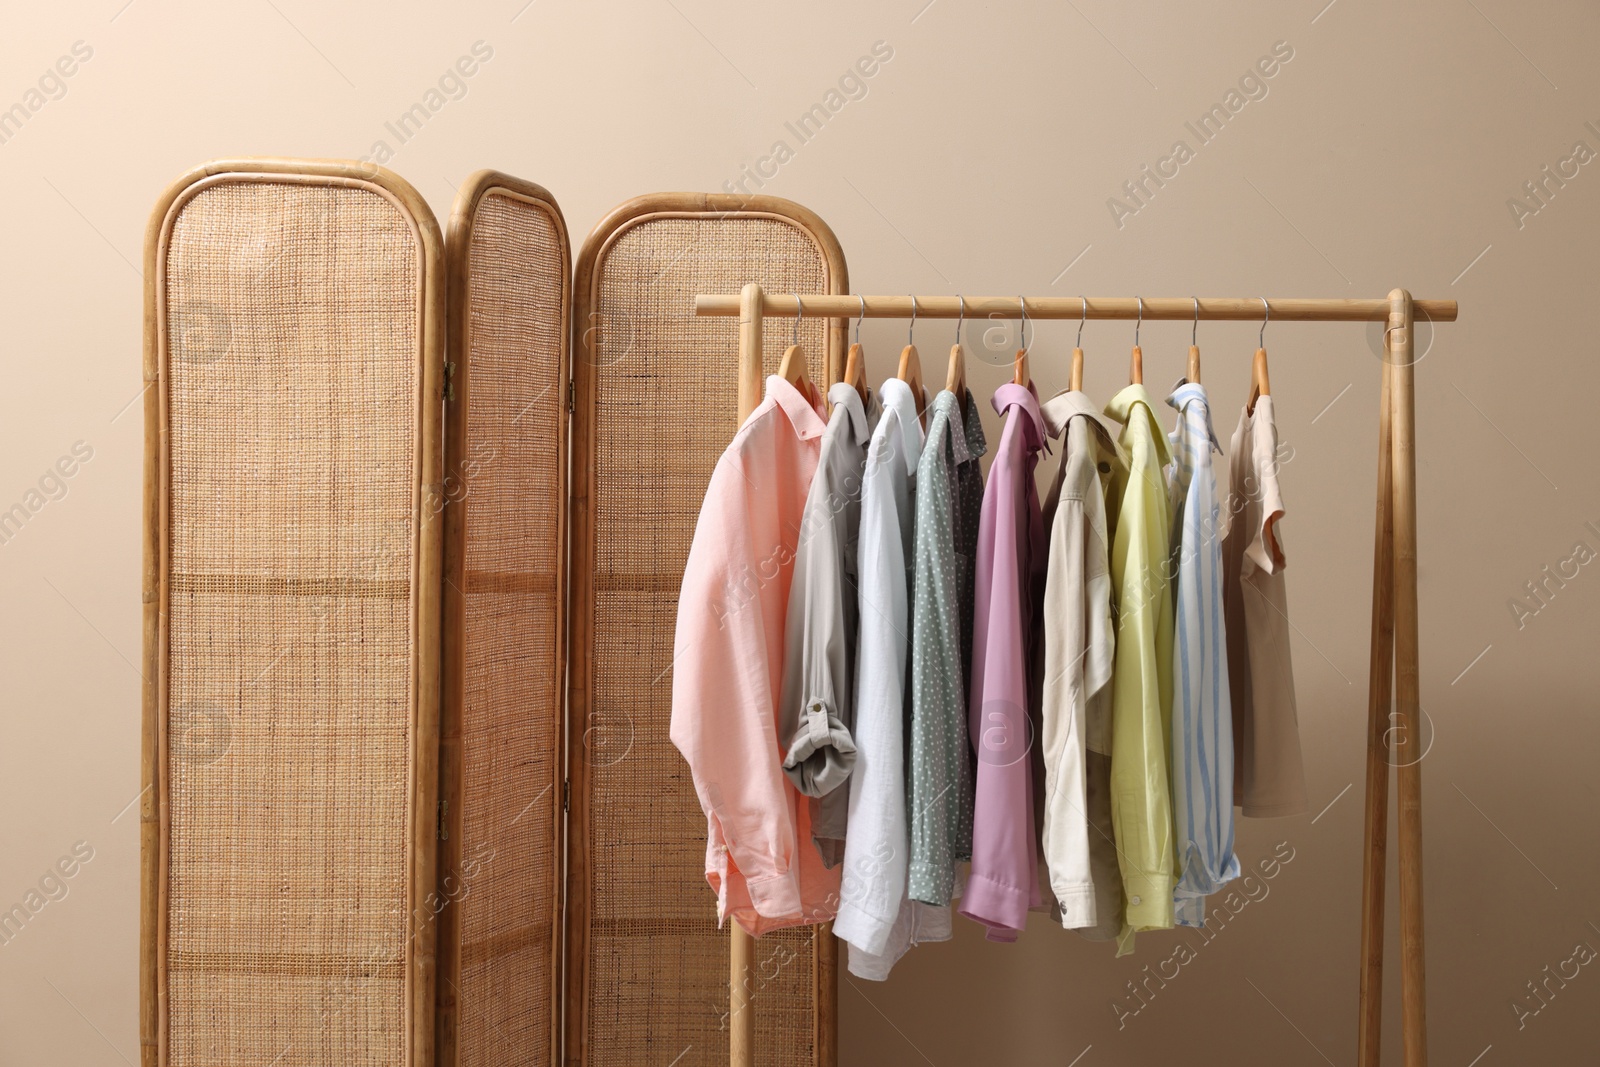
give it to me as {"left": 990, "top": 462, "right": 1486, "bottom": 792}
{"left": 814, "top": 923, "right": 838, "bottom": 1066}
{"left": 1387, "top": 289, "right": 1428, "bottom": 1065}
{"left": 1358, "top": 357, "right": 1396, "bottom": 1066}
{"left": 728, "top": 281, "right": 764, "bottom": 1067}
{"left": 730, "top": 925, "right": 755, "bottom": 1066}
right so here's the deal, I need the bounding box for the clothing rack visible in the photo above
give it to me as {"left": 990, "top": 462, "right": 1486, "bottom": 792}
{"left": 693, "top": 284, "right": 1459, "bottom": 1067}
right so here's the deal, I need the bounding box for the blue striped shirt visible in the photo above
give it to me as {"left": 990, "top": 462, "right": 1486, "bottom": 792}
{"left": 1166, "top": 381, "right": 1240, "bottom": 927}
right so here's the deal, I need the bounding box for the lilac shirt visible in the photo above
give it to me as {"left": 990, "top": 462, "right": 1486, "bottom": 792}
{"left": 960, "top": 383, "right": 1049, "bottom": 941}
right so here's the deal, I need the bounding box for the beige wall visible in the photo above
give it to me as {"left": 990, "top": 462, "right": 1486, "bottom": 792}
{"left": 2, "top": 0, "right": 1597, "bottom": 1063}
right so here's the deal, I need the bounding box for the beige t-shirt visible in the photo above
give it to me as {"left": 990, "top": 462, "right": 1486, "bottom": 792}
{"left": 1221, "top": 397, "right": 1309, "bottom": 817}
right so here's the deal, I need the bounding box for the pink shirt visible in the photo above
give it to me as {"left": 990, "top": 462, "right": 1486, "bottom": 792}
{"left": 961, "top": 383, "right": 1049, "bottom": 941}
{"left": 670, "top": 375, "right": 843, "bottom": 935}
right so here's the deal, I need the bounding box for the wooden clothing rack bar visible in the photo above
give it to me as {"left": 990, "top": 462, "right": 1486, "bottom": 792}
{"left": 695, "top": 284, "right": 1455, "bottom": 1067}
{"left": 694, "top": 292, "right": 1460, "bottom": 323}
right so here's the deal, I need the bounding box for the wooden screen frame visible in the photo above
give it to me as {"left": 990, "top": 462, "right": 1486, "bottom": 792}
{"left": 565, "top": 193, "right": 848, "bottom": 1067}
{"left": 140, "top": 157, "right": 445, "bottom": 1067}
{"left": 437, "top": 170, "right": 573, "bottom": 1067}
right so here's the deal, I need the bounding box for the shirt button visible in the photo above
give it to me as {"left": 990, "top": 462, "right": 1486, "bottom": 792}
{"left": 1098, "top": 461, "right": 1111, "bottom": 474}
{"left": 1130, "top": 895, "right": 1142, "bottom": 906}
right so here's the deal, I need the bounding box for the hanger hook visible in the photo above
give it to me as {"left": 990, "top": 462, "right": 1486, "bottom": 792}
{"left": 793, "top": 294, "right": 802, "bottom": 347}
{"left": 1078, "top": 296, "right": 1087, "bottom": 349}
{"left": 1018, "top": 296, "right": 1029, "bottom": 353}
{"left": 1259, "top": 297, "right": 1269, "bottom": 348}
{"left": 856, "top": 295, "right": 865, "bottom": 345}
{"left": 1135, "top": 296, "right": 1143, "bottom": 348}
{"left": 955, "top": 294, "right": 965, "bottom": 344}
{"left": 908, "top": 295, "right": 917, "bottom": 347}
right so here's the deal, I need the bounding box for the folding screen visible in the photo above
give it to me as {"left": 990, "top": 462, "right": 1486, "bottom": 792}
{"left": 567, "top": 193, "right": 847, "bottom": 1067}
{"left": 141, "top": 159, "right": 444, "bottom": 1067}
{"left": 145, "top": 164, "right": 846, "bottom": 1067}
{"left": 437, "top": 171, "right": 571, "bottom": 1067}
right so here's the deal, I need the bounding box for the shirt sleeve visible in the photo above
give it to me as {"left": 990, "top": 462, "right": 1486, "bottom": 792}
{"left": 1245, "top": 402, "right": 1287, "bottom": 576}
{"left": 670, "top": 449, "right": 803, "bottom": 921}
{"left": 961, "top": 442, "right": 1041, "bottom": 940}
{"left": 1171, "top": 418, "right": 1242, "bottom": 928}
{"left": 831, "top": 433, "right": 910, "bottom": 957}
{"left": 1040, "top": 486, "right": 1095, "bottom": 929}
{"left": 779, "top": 461, "right": 857, "bottom": 804}
{"left": 907, "top": 441, "right": 962, "bottom": 906}
{"left": 1109, "top": 420, "right": 1177, "bottom": 950}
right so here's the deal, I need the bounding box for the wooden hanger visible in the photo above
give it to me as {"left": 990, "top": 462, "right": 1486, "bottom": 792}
{"left": 778, "top": 294, "right": 811, "bottom": 392}
{"left": 897, "top": 295, "right": 926, "bottom": 427}
{"left": 1012, "top": 296, "right": 1031, "bottom": 387}
{"left": 1129, "top": 295, "right": 1143, "bottom": 384}
{"left": 1187, "top": 296, "right": 1201, "bottom": 383}
{"left": 779, "top": 343, "right": 808, "bottom": 385}
{"left": 843, "top": 296, "right": 869, "bottom": 403}
{"left": 1069, "top": 297, "right": 1086, "bottom": 392}
{"left": 946, "top": 295, "right": 967, "bottom": 396}
{"left": 1248, "top": 298, "right": 1271, "bottom": 413}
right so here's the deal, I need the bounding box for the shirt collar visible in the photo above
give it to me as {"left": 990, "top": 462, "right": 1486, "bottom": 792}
{"left": 877, "top": 377, "right": 925, "bottom": 473}
{"left": 931, "top": 389, "right": 971, "bottom": 465}
{"left": 1165, "top": 378, "right": 1221, "bottom": 452}
{"left": 1104, "top": 383, "right": 1174, "bottom": 468}
{"left": 826, "top": 381, "right": 873, "bottom": 445}
{"left": 992, "top": 381, "right": 1048, "bottom": 454}
{"left": 1040, "top": 389, "right": 1128, "bottom": 465}
{"left": 767, "top": 375, "right": 827, "bottom": 440}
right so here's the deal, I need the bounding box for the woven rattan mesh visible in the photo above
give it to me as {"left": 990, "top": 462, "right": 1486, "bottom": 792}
{"left": 585, "top": 214, "right": 830, "bottom": 1066}
{"left": 163, "top": 181, "right": 419, "bottom": 1067}
{"left": 455, "top": 190, "right": 565, "bottom": 1066}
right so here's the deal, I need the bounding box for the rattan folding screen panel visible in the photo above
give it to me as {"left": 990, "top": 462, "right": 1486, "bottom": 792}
{"left": 568, "top": 194, "right": 846, "bottom": 1067}
{"left": 145, "top": 164, "right": 844, "bottom": 1067}
{"left": 141, "top": 160, "right": 445, "bottom": 1067}
{"left": 438, "top": 172, "right": 571, "bottom": 1067}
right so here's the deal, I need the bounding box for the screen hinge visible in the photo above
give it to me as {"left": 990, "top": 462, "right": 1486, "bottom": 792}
{"left": 567, "top": 379, "right": 575, "bottom": 414}
{"left": 562, "top": 779, "right": 570, "bottom": 813}
{"left": 438, "top": 798, "right": 449, "bottom": 840}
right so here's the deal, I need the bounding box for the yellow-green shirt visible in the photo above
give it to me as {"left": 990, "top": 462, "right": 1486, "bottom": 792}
{"left": 1103, "top": 384, "right": 1176, "bottom": 954}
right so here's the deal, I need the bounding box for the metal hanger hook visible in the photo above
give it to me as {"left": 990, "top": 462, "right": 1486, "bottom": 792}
{"left": 1078, "top": 296, "right": 1087, "bottom": 349}
{"left": 1018, "top": 296, "right": 1029, "bottom": 353}
{"left": 908, "top": 295, "right": 917, "bottom": 347}
{"left": 1259, "top": 297, "right": 1269, "bottom": 348}
{"left": 955, "top": 295, "right": 965, "bottom": 344}
{"left": 792, "top": 294, "right": 802, "bottom": 347}
{"left": 855, "top": 295, "right": 865, "bottom": 345}
{"left": 1135, "top": 296, "right": 1143, "bottom": 348}
{"left": 1192, "top": 297, "right": 1200, "bottom": 347}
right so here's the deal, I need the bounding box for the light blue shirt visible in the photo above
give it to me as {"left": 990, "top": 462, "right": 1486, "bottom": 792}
{"left": 1166, "top": 380, "right": 1240, "bottom": 927}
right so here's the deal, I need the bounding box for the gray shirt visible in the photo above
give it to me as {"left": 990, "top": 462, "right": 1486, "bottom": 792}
{"left": 780, "top": 383, "right": 881, "bottom": 867}
{"left": 907, "top": 388, "right": 988, "bottom": 907}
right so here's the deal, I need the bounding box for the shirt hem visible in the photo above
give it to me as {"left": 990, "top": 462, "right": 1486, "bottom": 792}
{"left": 1237, "top": 795, "right": 1311, "bottom": 818}
{"left": 833, "top": 902, "right": 896, "bottom": 957}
